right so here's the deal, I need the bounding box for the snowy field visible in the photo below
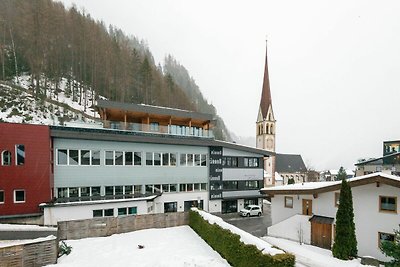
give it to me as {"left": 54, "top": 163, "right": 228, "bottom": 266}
{"left": 47, "top": 226, "right": 230, "bottom": 267}
{"left": 263, "top": 236, "right": 374, "bottom": 267}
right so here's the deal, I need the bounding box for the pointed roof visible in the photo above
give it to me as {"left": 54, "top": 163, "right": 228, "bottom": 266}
{"left": 259, "top": 43, "right": 272, "bottom": 119}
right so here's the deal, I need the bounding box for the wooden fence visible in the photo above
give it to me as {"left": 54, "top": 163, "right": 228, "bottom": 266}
{"left": 0, "top": 237, "right": 57, "bottom": 267}
{"left": 58, "top": 212, "right": 189, "bottom": 240}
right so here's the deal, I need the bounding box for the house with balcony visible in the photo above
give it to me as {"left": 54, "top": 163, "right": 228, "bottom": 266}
{"left": 261, "top": 172, "right": 400, "bottom": 262}
{"left": 356, "top": 140, "right": 400, "bottom": 177}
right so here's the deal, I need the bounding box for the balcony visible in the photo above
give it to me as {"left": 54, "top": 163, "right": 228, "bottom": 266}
{"left": 103, "top": 120, "right": 214, "bottom": 138}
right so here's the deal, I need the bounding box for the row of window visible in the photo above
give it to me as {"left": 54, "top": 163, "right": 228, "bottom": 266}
{"left": 93, "top": 206, "right": 138, "bottom": 218}
{"left": 284, "top": 194, "right": 397, "bottom": 214}
{"left": 1, "top": 145, "right": 25, "bottom": 166}
{"left": 57, "top": 149, "right": 207, "bottom": 167}
{"left": 221, "top": 157, "right": 260, "bottom": 168}
{"left": 210, "top": 180, "right": 261, "bottom": 191}
{"left": 0, "top": 189, "right": 25, "bottom": 204}
{"left": 56, "top": 183, "right": 208, "bottom": 199}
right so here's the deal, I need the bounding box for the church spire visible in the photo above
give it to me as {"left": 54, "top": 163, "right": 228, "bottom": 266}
{"left": 259, "top": 42, "right": 272, "bottom": 119}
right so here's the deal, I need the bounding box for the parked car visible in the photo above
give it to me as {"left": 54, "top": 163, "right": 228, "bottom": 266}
{"left": 239, "top": 205, "right": 262, "bottom": 217}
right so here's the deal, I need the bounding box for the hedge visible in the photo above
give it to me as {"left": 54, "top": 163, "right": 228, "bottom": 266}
{"left": 189, "top": 210, "right": 295, "bottom": 267}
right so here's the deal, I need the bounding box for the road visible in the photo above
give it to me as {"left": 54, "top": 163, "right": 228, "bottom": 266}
{"left": 215, "top": 204, "right": 272, "bottom": 237}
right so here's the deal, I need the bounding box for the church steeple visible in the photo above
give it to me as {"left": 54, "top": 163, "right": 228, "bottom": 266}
{"left": 259, "top": 43, "right": 272, "bottom": 120}
{"left": 256, "top": 42, "right": 276, "bottom": 186}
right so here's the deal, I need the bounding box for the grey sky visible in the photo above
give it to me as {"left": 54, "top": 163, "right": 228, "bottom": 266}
{"left": 60, "top": 0, "right": 400, "bottom": 170}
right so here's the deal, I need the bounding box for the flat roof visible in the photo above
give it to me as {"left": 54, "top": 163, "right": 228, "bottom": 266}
{"left": 260, "top": 172, "right": 400, "bottom": 195}
{"left": 355, "top": 152, "right": 400, "bottom": 166}
{"left": 50, "top": 126, "right": 274, "bottom": 157}
{"left": 96, "top": 99, "right": 214, "bottom": 121}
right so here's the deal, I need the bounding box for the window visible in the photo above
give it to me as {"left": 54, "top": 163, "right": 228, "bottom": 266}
{"left": 244, "top": 157, "right": 259, "bottom": 167}
{"left": 125, "top": 152, "right": 133, "bottom": 165}
{"left": 335, "top": 192, "right": 340, "bottom": 207}
{"left": 69, "top": 149, "right": 79, "bottom": 165}
{"left": 162, "top": 184, "right": 169, "bottom": 193}
{"left": 179, "top": 184, "right": 186, "bottom": 192}
{"left": 146, "top": 152, "right": 153, "bottom": 166}
{"left": 244, "top": 198, "right": 258, "bottom": 206}
{"left": 195, "top": 154, "right": 201, "bottom": 166}
{"left": 15, "top": 145, "right": 25, "bottom": 165}
{"left": 164, "top": 202, "right": 177, "bottom": 213}
{"left": 162, "top": 153, "right": 169, "bottom": 166}
{"left": 128, "top": 207, "right": 137, "bottom": 215}
{"left": 92, "top": 150, "right": 100, "bottom": 165}
{"left": 115, "top": 151, "right": 123, "bottom": 165}
{"left": 14, "top": 190, "right": 25, "bottom": 203}
{"left": 150, "top": 122, "right": 159, "bottom": 132}
{"left": 284, "top": 196, "right": 293, "bottom": 208}
{"left": 69, "top": 187, "right": 79, "bottom": 198}
{"left": 134, "top": 152, "right": 142, "bottom": 166}
{"left": 223, "top": 181, "right": 238, "bottom": 190}
{"left": 93, "top": 210, "right": 103, "bottom": 217}
{"left": 91, "top": 187, "right": 101, "bottom": 196}
{"left": 245, "top": 181, "right": 259, "bottom": 190}
{"left": 57, "top": 188, "right": 68, "bottom": 198}
{"left": 118, "top": 207, "right": 127, "bottom": 216}
{"left": 180, "top": 154, "right": 186, "bottom": 166}
{"left": 80, "top": 187, "right": 90, "bottom": 197}
{"left": 1, "top": 151, "right": 11, "bottom": 166}
{"left": 379, "top": 232, "right": 395, "bottom": 247}
{"left": 201, "top": 154, "right": 207, "bottom": 166}
{"left": 201, "top": 183, "right": 207, "bottom": 191}
{"left": 170, "top": 184, "right": 177, "bottom": 192}
{"left": 105, "top": 186, "right": 114, "bottom": 196}
{"left": 187, "top": 154, "right": 194, "bottom": 166}
{"left": 145, "top": 185, "right": 153, "bottom": 194}
{"left": 380, "top": 196, "right": 397, "bottom": 213}
{"left": 170, "top": 153, "right": 177, "bottom": 166}
{"left": 154, "top": 153, "right": 161, "bottom": 166}
{"left": 104, "top": 209, "right": 114, "bottom": 217}
{"left": 80, "top": 150, "right": 91, "bottom": 165}
{"left": 125, "top": 186, "right": 133, "bottom": 196}
{"left": 105, "top": 151, "right": 114, "bottom": 165}
{"left": 0, "top": 190, "right": 4, "bottom": 203}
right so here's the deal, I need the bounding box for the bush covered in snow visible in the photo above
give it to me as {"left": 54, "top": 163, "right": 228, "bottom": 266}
{"left": 189, "top": 210, "right": 295, "bottom": 267}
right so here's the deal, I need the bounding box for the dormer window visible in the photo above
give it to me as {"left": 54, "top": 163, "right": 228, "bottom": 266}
{"left": 1, "top": 150, "right": 11, "bottom": 166}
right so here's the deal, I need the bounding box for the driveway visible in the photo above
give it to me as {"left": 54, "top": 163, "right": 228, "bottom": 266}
{"left": 214, "top": 204, "right": 272, "bottom": 237}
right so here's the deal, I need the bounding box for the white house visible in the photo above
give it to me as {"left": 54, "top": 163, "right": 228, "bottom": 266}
{"left": 261, "top": 172, "right": 400, "bottom": 262}
{"left": 320, "top": 169, "right": 355, "bottom": 181}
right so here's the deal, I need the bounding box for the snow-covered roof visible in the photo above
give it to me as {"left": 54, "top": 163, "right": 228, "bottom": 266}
{"left": 261, "top": 172, "right": 400, "bottom": 195}
{"left": 275, "top": 172, "right": 283, "bottom": 181}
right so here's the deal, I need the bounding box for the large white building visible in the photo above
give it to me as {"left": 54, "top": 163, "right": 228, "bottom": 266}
{"left": 41, "top": 100, "right": 272, "bottom": 225}
{"left": 261, "top": 173, "right": 400, "bottom": 262}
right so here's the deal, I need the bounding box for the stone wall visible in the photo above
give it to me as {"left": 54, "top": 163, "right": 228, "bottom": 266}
{"left": 58, "top": 212, "right": 189, "bottom": 240}
{"left": 0, "top": 237, "right": 57, "bottom": 267}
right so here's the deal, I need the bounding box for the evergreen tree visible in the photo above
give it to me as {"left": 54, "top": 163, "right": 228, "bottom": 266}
{"left": 380, "top": 227, "right": 400, "bottom": 266}
{"left": 332, "top": 179, "right": 358, "bottom": 259}
{"left": 336, "top": 166, "right": 347, "bottom": 181}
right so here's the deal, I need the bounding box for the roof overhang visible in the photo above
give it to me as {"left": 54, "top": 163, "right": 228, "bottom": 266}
{"left": 260, "top": 173, "right": 400, "bottom": 196}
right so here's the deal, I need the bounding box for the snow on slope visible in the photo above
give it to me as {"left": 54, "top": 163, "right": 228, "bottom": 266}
{"left": 48, "top": 226, "right": 230, "bottom": 267}
{"left": 0, "top": 75, "right": 101, "bottom": 126}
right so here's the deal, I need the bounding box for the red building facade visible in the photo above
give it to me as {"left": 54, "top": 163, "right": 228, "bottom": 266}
{"left": 0, "top": 122, "right": 52, "bottom": 217}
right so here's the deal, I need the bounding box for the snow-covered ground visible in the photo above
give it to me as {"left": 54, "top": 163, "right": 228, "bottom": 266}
{"left": 0, "top": 74, "right": 101, "bottom": 126}
{"left": 262, "top": 236, "right": 374, "bottom": 267}
{"left": 47, "top": 226, "right": 230, "bottom": 267}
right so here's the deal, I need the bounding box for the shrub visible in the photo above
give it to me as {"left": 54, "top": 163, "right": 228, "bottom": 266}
{"left": 58, "top": 241, "right": 72, "bottom": 257}
{"left": 189, "top": 210, "right": 295, "bottom": 267}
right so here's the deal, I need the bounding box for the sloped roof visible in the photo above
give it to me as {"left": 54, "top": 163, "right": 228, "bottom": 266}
{"left": 259, "top": 44, "right": 272, "bottom": 119}
{"left": 275, "top": 153, "right": 306, "bottom": 173}
{"left": 260, "top": 172, "right": 400, "bottom": 195}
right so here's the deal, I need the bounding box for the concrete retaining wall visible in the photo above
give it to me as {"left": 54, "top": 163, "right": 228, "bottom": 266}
{"left": 58, "top": 212, "right": 189, "bottom": 240}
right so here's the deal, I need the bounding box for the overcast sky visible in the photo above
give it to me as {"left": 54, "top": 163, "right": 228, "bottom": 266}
{"left": 59, "top": 0, "right": 400, "bottom": 170}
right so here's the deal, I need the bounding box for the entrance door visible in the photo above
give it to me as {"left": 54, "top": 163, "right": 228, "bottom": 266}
{"left": 302, "top": 199, "right": 312, "bottom": 215}
{"left": 311, "top": 222, "right": 332, "bottom": 249}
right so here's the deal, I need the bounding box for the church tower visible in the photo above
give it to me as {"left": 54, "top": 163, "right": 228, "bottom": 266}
{"left": 256, "top": 43, "right": 276, "bottom": 186}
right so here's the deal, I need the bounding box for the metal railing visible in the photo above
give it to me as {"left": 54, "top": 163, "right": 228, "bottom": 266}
{"left": 102, "top": 120, "right": 214, "bottom": 138}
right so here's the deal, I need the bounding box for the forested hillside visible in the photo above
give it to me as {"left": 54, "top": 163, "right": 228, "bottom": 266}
{"left": 0, "top": 0, "right": 231, "bottom": 141}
